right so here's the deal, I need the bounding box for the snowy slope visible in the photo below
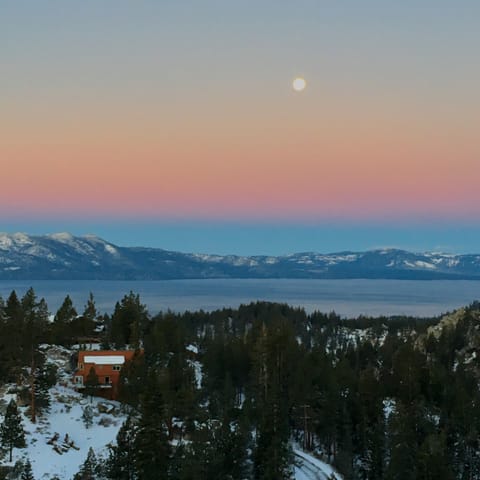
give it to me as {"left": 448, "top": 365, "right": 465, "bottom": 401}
{"left": 19, "top": 387, "right": 124, "bottom": 479}
{"left": 0, "top": 346, "right": 126, "bottom": 479}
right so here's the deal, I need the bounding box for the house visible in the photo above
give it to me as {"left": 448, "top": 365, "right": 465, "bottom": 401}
{"left": 73, "top": 350, "right": 137, "bottom": 400}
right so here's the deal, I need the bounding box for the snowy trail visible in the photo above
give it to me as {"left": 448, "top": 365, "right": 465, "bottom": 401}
{"left": 295, "top": 452, "right": 326, "bottom": 479}
{"left": 294, "top": 449, "right": 343, "bottom": 480}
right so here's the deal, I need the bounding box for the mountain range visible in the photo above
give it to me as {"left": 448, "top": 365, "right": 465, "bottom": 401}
{"left": 1, "top": 232, "right": 480, "bottom": 280}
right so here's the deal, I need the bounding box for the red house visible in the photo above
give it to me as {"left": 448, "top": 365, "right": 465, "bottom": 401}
{"left": 73, "top": 350, "right": 137, "bottom": 400}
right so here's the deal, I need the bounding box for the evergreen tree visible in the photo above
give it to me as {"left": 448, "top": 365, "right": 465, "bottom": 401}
{"left": 4, "top": 290, "right": 26, "bottom": 373}
{"left": 254, "top": 416, "right": 292, "bottom": 480}
{"left": 52, "top": 295, "right": 77, "bottom": 345}
{"left": 0, "top": 399, "right": 26, "bottom": 461}
{"left": 106, "top": 416, "right": 137, "bottom": 480}
{"left": 386, "top": 402, "right": 418, "bottom": 480}
{"left": 110, "top": 292, "right": 148, "bottom": 348}
{"left": 83, "top": 292, "right": 98, "bottom": 322}
{"left": 85, "top": 366, "right": 100, "bottom": 402}
{"left": 212, "top": 416, "right": 249, "bottom": 479}
{"left": 175, "top": 417, "right": 248, "bottom": 480}
{"left": 252, "top": 319, "right": 297, "bottom": 480}
{"left": 356, "top": 366, "right": 386, "bottom": 479}
{"left": 416, "top": 432, "right": 453, "bottom": 480}
{"left": 0, "top": 295, "right": 9, "bottom": 381}
{"left": 21, "top": 459, "right": 35, "bottom": 480}
{"left": 5, "top": 290, "right": 22, "bottom": 321}
{"left": 33, "top": 364, "right": 53, "bottom": 415}
{"left": 134, "top": 375, "right": 171, "bottom": 480}
{"left": 117, "top": 350, "right": 147, "bottom": 409}
{"left": 82, "top": 405, "right": 94, "bottom": 429}
{"left": 21, "top": 288, "right": 49, "bottom": 352}
{"left": 160, "top": 351, "right": 197, "bottom": 437}
{"left": 70, "top": 292, "right": 99, "bottom": 344}
{"left": 173, "top": 430, "right": 216, "bottom": 480}
{"left": 73, "top": 447, "right": 101, "bottom": 480}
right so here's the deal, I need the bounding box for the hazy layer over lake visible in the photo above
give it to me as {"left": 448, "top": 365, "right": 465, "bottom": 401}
{"left": 1, "top": 279, "right": 479, "bottom": 318}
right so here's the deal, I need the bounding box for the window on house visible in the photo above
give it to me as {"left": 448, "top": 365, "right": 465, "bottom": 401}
{"left": 74, "top": 376, "right": 83, "bottom": 385}
{"left": 78, "top": 363, "right": 84, "bottom": 370}
{"left": 105, "top": 376, "right": 111, "bottom": 385}
{"left": 112, "top": 365, "right": 121, "bottom": 371}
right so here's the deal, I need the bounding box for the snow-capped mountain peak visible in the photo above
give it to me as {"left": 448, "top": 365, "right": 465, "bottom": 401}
{"left": 0, "top": 233, "right": 479, "bottom": 281}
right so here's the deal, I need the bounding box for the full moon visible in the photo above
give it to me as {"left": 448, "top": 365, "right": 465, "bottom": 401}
{"left": 292, "top": 77, "right": 307, "bottom": 92}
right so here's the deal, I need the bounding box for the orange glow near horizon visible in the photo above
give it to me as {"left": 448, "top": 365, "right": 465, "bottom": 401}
{"left": 2, "top": 2, "right": 480, "bottom": 223}
{"left": 3, "top": 141, "right": 479, "bottom": 220}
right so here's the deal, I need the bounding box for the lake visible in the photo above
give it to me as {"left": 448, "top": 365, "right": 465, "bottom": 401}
{"left": 1, "top": 279, "right": 479, "bottom": 318}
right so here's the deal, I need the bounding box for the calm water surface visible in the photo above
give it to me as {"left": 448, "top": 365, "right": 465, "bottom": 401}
{"left": 1, "top": 279, "right": 479, "bottom": 318}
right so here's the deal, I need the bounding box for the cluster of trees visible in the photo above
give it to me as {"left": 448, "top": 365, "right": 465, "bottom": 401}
{"left": 107, "top": 301, "right": 480, "bottom": 480}
{"left": 0, "top": 288, "right": 99, "bottom": 426}
{"left": 0, "top": 289, "right": 100, "bottom": 382}
{"left": 2, "top": 289, "right": 480, "bottom": 479}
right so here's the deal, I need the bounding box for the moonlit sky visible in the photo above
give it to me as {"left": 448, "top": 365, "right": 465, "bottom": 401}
{"left": 2, "top": 1, "right": 480, "bottom": 255}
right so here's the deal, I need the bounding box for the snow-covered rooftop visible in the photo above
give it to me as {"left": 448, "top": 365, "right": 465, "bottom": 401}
{"left": 84, "top": 355, "right": 125, "bottom": 365}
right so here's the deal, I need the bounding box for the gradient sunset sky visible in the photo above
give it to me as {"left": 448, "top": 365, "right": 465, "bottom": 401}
{"left": 2, "top": 1, "right": 480, "bottom": 254}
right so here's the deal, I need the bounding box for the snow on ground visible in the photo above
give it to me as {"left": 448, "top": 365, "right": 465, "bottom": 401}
{"left": 19, "top": 386, "right": 125, "bottom": 479}
{"left": 188, "top": 359, "right": 203, "bottom": 389}
{"left": 295, "top": 464, "right": 317, "bottom": 480}
{"left": 0, "top": 345, "right": 127, "bottom": 479}
{"left": 185, "top": 344, "right": 198, "bottom": 355}
{"left": 294, "top": 448, "right": 343, "bottom": 480}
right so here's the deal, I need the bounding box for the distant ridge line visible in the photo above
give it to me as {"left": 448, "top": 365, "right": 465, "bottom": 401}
{"left": 0, "top": 232, "right": 479, "bottom": 281}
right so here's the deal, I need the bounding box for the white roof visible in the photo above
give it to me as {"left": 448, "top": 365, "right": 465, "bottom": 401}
{"left": 84, "top": 355, "right": 125, "bottom": 365}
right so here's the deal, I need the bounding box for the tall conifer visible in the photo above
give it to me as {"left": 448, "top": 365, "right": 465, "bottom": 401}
{"left": 1, "top": 399, "right": 26, "bottom": 462}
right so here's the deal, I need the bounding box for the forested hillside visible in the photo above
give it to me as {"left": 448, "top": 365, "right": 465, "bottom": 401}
{"left": 1, "top": 289, "right": 480, "bottom": 479}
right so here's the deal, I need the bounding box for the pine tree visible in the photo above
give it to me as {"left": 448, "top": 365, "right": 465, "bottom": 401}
{"left": 83, "top": 292, "right": 98, "bottom": 321}
{"left": 106, "top": 416, "right": 137, "bottom": 480}
{"left": 212, "top": 416, "right": 249, "bottom": 480}
{"left": 110, "top": 292, "right": 148, "bottom": 348}
{"left": 175, "top": 427, "right": 217, "bottom": 480}
{"left": 21, "top": 288, "right": 49, "bottom": 352}
{"left": 73, "top": 447, "right": 100, "bottom": 480}
{"left": 21, "top": 459, "right": 35, "bottom": 480}
{"left": 0, "top": 295, "right": 9, "bottom": 381}
{"left": 356, "top": 366, "right": 386, "bottom": 479}
{"left": 85, "top": 366, "right": 100, "bottom": 402}
{"left": 416, "top": 432, "right": 453, "bottom": 480}
{"left": 386, "top": 402, "right": 418, "bottom": 480}
{"left": 0, "top": 399, "right": 26, "bottom": 461}
{"left": 33, "top": 365, "right": 52, "bottom": 415}
{"left": 134, "top": 375, "right": 171, "bottom": 480}
{"left": 82, "top": 405, "right": 94, "bottom": 429}
{"left": 117, "top": 350, "right": 146, "bottom": 409}
{"left": 252, "top": 319, "right": 297, "bottom": 480}
{"left": 4, "top": 290, "right": 26, "bottom": 372}
{"left": 52, "top": 295, "right": 77, "bottom": 345}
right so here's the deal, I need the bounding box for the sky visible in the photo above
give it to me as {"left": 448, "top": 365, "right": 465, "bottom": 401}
{"left": 2, "top": 1, "right": 479, "bottom": 254}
